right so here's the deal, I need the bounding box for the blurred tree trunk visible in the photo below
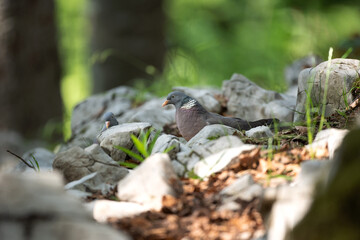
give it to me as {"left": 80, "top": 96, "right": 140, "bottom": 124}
{"left": 89, "top": 0, "right": 166, "bottom": 93}
{"left": 0, "top": 0, "right": 63, "bottom": 139}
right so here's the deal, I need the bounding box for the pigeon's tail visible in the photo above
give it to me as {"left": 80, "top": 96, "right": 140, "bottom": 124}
{"left": 246, "top": 118, "right": 280, "bottom": 130}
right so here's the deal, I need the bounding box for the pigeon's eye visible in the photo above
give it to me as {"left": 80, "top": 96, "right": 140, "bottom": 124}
{"left": 171, "top": 95, "right": 175, "bottom": 99}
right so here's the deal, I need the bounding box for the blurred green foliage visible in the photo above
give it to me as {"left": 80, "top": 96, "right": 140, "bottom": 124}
{"left": 56, "top": 0, "right": 360, "bottom": 139}
{"left": 56, "top": 0, "right": 91, "bottom": 140}
{"left": 163, "top": 0, "right": 360, "bottom": 91}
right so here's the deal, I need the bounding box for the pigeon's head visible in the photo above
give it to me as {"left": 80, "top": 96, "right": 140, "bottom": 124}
{"left": 162, "top": 91, "right": 193, "bottom": 109}
{"left": 101, "top": 112, "right": 118, "bottom": 129}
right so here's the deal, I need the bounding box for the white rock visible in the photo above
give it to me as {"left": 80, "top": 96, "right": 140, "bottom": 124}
{"left": 174, "top": 136, "right": 244, "bottom": 177}
{"left": 187, "top": 124, "right": 242, "bottom": 148}
{"left": 117, "top": 153, "right": 183, "bottom": 210}
{"left": 53, "top": 146, "right": 128, "bottom": 193}
{"left": 97, "top": 122, "right": 152, "bottom": 161}
{"left": 93, "top": 200, "right": 149, "bottom": 222}
{"left": 267, "top": 185, "right": 314, "bottom": 240}
{"left": 0, "top": 172, "right": 131, "bottom": 239}
{"left": 14, "top": 147, "right": 55, "bottom": 173}
{"left": 306, "top": 128, "right": 349, "bottom": 159}
{"left": 294, "top": 58, "right": 360, "bottom": 122}
{"left": 245, "top": 126, "right": 274, "bottom": 138}
{"left": 194, "top": 145, "right": 256, "bottom": 178}
{"left": 151, "top": 134, "right": 181, "bottom": 159}
{"left": 220, "top": 174, "right": 263, "bottom": 206}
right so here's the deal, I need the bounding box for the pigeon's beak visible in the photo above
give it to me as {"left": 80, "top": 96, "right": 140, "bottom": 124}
{"left": 105, "top": 121, "right": 110, "bottom": 129}
{"left": 162, "top": 100, "right": 169, "bottom": 107}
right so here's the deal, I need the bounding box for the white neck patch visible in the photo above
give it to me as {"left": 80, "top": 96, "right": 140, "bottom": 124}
{"left": 181, "top": 99, "right": 197, "bottom": 109}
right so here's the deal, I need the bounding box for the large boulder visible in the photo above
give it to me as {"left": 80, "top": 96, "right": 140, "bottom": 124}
{"left": 53, "top": 145, "right": 128, "bottom": 193}
{"left": 223, "top": 74, "right": 295, "bottom": 122}
{"left": 290, "top": 129, "right": 360, "bottom": 240}
{"left": 294, "top": 58, "right": 360, "bottom": 122}
{"left": 0, "top": 172, "right": 130, "bottom": 240}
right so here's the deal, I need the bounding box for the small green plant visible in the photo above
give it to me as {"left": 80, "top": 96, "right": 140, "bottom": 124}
{"left": 115, "top": 128, "right": 174, "bottom": 168}
{"left": 6, "top": 150, "right": 40, "bottom": 172}
{"left": 267, "top": 137, "right": 274, "bottom": 162}
{"left": 29, "top": 154, "right": 41, "bottom": 172}
{"left": 318, "top": 47, "right": 333, "bottom": 132}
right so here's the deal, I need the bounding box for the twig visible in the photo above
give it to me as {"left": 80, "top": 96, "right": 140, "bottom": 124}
{"left": 347, "top": 96, "right": 360, "bottom": 110}
{"left": 6, "top": 150, "right": 34, "bottom": 169}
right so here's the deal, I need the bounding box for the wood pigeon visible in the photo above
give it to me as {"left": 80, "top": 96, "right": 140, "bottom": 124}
{"left": 101, "top": 112, "right": 119, "bottom": 132}
{"left": 162, "top": 91, "right": 279, "bottom": 141}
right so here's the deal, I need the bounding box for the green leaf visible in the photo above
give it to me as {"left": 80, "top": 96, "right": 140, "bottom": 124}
{"left": 118, "top": 161, "right": 138, "bottom": 169}
{"left": 131, "top": 134, "right": 149, "bottom": 158}
{"left": 148, "top": 130, "right": 161, "bottom": 153}
{"left": 336, "top": 109, "right": 348, "bottom": 119}
{"left": 163, "top": 145, "right": 176, "bottom": 153}
{"left": 115, "top": 145, "right": 144, "bottom": 161}
{"left": 31, "top": 154, "right": 40, "bottom": 172}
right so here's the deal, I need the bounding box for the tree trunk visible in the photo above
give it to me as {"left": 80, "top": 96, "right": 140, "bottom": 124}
{"left": 0, "top": 0, "right": 63, "bottom": 139}
{"left": 89, "top": 0, "right": 166, "bottom": 93}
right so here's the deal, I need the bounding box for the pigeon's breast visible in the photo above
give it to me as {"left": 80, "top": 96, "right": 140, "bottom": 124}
{"left": 176, "top": 108, "right": 207, "bottom": 141}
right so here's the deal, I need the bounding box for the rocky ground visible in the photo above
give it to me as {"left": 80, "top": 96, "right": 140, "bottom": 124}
{"left": 1, "top": 57, "right": 360, "bottom": 240}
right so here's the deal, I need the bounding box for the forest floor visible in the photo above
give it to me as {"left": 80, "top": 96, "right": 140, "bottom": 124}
{"left": 87, "top": 99, "right": 359, "bottom": 240}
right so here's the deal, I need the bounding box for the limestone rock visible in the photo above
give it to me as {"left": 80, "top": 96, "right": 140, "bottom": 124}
{"left": 222, "top": 73, "right": 295, "bottom": 122}
{"left": 245, "top": 126, "right": 274, "bottom": 138}
{"left": 186, "top": 124, "right": 242, "bottom": 148}
{"left": 219, "top": 174, "right": 263, "bottom": 211}
{"left": 151, "top": 134, "right": 181, "bottom": 159}
{"left": 290, "top": 129, "right": 360, "bottom": 240}
{"left": 194, "top": 145, "right": 256, "bottom": 178}
{"left": 306, "top": 128, "right": 349, "bottom": 159}
{"left": 97, "top": 122, "right": 152, "bottom": 162}
{"left": 117, "top": 153, "right": 183, "bottom": 210}
{"left": 14, "top": 148, "right": 55, "bottom": 173}
{"left": 53, "top": 145, "right": 128, "bottom": 192}
{"left": 294, "top": 58, "right": 360, "bottom": 122}
{"left": 0, "top": 172, "right": 130, "bottom": 240}
{"left": 93, "top": 200, "right": 149, "bottom": 223}
{"left": 174, "top": 136, "right": 243, "bottom": 177}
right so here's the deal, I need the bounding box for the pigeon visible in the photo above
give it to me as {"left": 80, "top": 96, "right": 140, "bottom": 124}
{"left": 162, "top": 91, "right": 278, "bottom": 141}
{"left": 100, "top": 112, "right": 119, "bottom": 132}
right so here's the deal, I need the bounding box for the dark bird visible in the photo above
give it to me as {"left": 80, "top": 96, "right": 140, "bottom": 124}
{"left": 162, "top": 91, "right": 278, "bottom": 141}
{"left": 101, "top": 112, "right": 119, "bottom": 132}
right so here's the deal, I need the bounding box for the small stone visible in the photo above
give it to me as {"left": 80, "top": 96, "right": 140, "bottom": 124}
{"left": 93, "top": 200, "right": 149, "bottom": 222}
{"left": 117, "top": 153, "right": 183, "bottom": 210}
{"left": 245, "top": 126, "right": 274, "bottom": 138}
{"left": 187, "top": 124, "right": 242, "bottom": 148}
{"left": 194, "top": 145, "right": 256, "bottom": 178}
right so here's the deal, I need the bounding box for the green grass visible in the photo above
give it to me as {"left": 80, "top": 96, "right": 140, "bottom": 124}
{"left": 115, "top": 128, "right": 174, "bottom": 168}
